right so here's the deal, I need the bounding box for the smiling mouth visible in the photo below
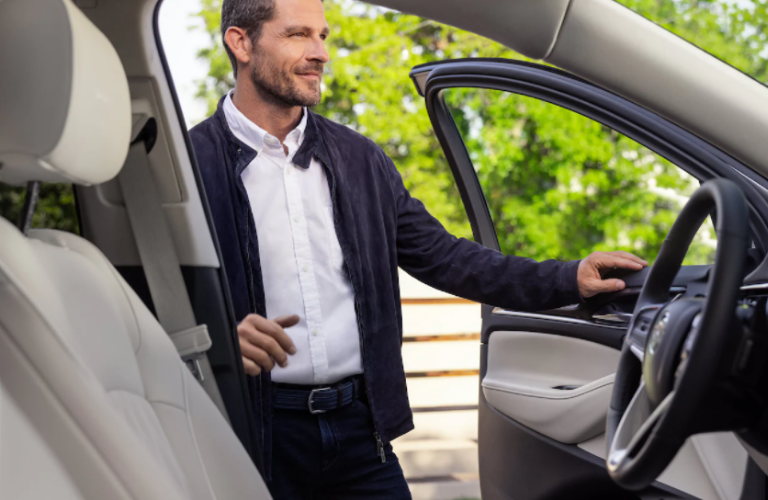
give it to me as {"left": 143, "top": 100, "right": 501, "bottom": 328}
{"left": 296, "top": 73, "right": 321, "bottom": 80}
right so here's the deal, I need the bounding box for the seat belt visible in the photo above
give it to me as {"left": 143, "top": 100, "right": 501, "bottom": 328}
{"left": 119, "top": 113, "right": 229, "bottom": 422}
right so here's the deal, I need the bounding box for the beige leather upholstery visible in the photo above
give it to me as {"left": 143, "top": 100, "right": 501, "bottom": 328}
{"left": 0, "top": 0, "right": 272, "bottom": 498}
{"left": 0, "top": 381, "right": 85, "bottom": 500}
{"left": 0, "top": 219, "right": 272, "bottom": 499}
{"left": 0, "top": 0, "right": 131, "bottom": 185}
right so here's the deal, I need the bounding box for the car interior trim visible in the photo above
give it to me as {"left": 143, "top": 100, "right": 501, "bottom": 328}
{"left": 491, "top": 307, "right": 626, "bottom": 330}
{"left": 482, "top": 331, "right": 621, "bottom": 444}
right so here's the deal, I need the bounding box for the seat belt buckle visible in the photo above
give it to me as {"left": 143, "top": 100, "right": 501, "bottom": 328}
{"left": 171, "top": 324, "right": 212, "bottom": 383}
{"left": 184, "top": 354, "right": 205, "bottom": 383}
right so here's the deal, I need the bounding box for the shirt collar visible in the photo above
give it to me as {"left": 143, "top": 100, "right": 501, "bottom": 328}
{"left": 223, "top": 90, "right": 307, "bottom": 158}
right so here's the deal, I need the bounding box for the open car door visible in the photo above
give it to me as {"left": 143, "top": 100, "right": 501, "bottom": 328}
{"left": 410, "top": 59, "right": 768, "bottom": 500}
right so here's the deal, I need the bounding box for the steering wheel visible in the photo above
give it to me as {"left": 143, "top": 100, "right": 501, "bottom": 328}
{"left": 606, "top": 178, "right": 750, "bottom": 490}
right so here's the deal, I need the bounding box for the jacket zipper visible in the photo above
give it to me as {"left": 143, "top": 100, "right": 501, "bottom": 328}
{"left": 318, "top": 154, "right": 387, "bottom": 463}
{"left": 374, "top": 432, "right": 386, "bottom": 464}
{"left": 244, "top": 206, "right": 256, "bottom": 311}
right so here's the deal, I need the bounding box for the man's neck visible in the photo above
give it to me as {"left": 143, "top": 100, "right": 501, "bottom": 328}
{"left": 231, "top": 80, "right": 303, "bottom": 144}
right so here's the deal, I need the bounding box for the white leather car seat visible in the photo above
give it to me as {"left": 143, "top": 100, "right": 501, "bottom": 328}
{"left": 0, "top": 0, "right": 272, "bottom": 499}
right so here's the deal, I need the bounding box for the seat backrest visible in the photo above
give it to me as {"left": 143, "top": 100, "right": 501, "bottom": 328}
{"left": 0, "top": 1, "right": 272, "bottom": 499}
{"left": 0, "top": 380, "right": 85, "bottom": 500}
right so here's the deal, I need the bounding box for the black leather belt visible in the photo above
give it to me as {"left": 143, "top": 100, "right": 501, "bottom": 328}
{"left": 272, "top": 376, "right": 363, "bottom": 414}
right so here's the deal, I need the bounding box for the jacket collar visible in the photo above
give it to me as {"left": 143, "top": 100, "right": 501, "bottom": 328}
{"left": 212, "top": 95, "right": 326, "bottom": 172}
{"left": 212, "top": 96, "right": 256, "bottom": 177}
{"left": 293, "top": 111, "right": 325, "bottom": 170}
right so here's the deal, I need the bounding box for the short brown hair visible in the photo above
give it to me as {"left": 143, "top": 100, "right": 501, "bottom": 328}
{"left": 221, "top": 0, "right": 277, "bottom": 77}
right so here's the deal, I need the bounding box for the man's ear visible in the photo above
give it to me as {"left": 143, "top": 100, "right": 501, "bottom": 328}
{"left": 224, "top": 26, "right": 252, "bottom": 67}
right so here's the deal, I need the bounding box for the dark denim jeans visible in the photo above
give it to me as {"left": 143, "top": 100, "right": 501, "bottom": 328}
{"left": 267, "top": 395, "right": 412, "bottom": 499}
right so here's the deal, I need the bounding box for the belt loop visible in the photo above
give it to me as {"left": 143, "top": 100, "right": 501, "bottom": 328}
{"left": 338, "top": 384, "right": 344, "bottom": 407}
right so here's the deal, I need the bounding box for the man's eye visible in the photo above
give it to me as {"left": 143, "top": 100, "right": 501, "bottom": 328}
{"left": 291, "top": 32, "right": 306, "bottom": 37}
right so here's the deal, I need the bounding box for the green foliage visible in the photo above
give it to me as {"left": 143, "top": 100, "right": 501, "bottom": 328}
{"left": 194, "top": 0, "right": 236, "bottom": 117}
{"left": 0, "top": 183, "right": 79, "bottom": 234}
{"left": 184, "top": 0, "right": 768, "bottom": 264}
{"left": 444, "top": 89, "right": 715, "bottom": 264}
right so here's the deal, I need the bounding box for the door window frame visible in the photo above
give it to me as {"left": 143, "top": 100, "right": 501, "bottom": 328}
{"left": 412, "top": 59, "right": 768, "bottom": 260}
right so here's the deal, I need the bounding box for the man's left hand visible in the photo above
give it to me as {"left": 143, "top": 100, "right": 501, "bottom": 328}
{"left": 578, "top": 251, "right": 648, "bottom": 298}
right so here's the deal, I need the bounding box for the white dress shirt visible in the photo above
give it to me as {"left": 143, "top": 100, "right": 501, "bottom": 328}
{"left": 223, "top": 92, "right": 363, "bottom": 385}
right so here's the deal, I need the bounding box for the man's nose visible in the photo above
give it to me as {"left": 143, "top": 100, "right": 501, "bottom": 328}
{"left": 308, "top": 36, "right": 330, "bottom": 64}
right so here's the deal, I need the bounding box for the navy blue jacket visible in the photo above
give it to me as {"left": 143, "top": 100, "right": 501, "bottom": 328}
{"left": 189, "top": 97, "right": 582, "bottom": 476}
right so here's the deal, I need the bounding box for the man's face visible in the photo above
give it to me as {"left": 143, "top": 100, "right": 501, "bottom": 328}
{"left": 250, "top": 0, "right": 330, "bottom": 107}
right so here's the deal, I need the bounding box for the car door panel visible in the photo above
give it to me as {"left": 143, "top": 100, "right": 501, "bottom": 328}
{"left": 483, "top": 331, "right": 619, "bottom": 444}
{"left": 414, "top": 59, "right": 768, "bottom": 499}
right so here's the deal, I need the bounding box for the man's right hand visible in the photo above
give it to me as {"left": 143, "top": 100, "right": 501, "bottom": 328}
{"left": 237, "top": 313, "right": 299, "bottom": 376}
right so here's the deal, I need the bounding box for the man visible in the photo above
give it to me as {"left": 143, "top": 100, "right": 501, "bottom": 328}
{"left": 189, "top": 0, "right": 648, "bottom": 497}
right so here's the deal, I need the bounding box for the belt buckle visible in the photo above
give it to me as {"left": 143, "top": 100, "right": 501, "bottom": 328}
{"left": 308, "top": 387, "right": 332, "bottom": 414}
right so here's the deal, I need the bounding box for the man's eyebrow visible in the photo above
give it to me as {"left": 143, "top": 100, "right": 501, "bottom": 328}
{"left": 284, "top": 24, "right": 330, "bottom": 35}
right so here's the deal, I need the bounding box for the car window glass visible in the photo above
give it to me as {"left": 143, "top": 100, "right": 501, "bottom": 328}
{"left": 0, "top": 184, "right": 79, "bottom": 233}
{"left": 443, "top": 88, "right": 716, "bottom": 265}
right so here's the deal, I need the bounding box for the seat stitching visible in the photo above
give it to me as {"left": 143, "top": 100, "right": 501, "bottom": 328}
{"left": 107, "top": 388, "right": 186, "bottom": 412}
{"left": 179, "top": 361, "right": 219, "bottom": 500}
{"left": 0, "top": 275, "right": 92, "bottom": 378}
{"left": 85, "top": 248, "right": 144, "bottom": 356}
{"left": 42, "top": 232, "right": 149, "bottom": 396}
{"left": 29, "top": 230, "right": 144, "bottom": 356}
{"left": 147, "top": 399, "right": 187, "bottom": 413}
{"left": 37, "top": 232, "right": 151, "bottom": 402}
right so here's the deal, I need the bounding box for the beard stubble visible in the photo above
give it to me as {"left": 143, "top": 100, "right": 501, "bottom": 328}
{"left": 250, "top": 47, "right": 323, "bottom": 108}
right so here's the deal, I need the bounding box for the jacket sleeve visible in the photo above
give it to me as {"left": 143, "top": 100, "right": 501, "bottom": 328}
{"left": 385, "top": 154, "right": 583, "bottom": 312}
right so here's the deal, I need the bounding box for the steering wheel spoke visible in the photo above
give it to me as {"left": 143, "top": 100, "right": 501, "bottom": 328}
{"left": 608, "top": 384, "right": 674, "bottom": 475}
{"left": 625, "top": 304, "right": 664, "bottom": 362}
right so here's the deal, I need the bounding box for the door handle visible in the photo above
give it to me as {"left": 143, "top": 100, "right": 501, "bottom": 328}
{"left": 592, "top": 312, "right": 633, "bottom": 324}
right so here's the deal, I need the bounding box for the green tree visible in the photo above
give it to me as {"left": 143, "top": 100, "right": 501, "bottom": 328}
{"left": 189, "top": 0, "right": 768, "bottom": 264}
{"left": 0, "top": 183, "right": 79, "bottom": 234}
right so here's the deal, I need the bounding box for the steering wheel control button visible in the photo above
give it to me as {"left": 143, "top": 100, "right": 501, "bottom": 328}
{"left": 647, "top": 312, "right": 669, "bottom": 356}
{"left": 626, "top": 305, "right": 661, "bottom": 357}
{"left": 643, "top": 300, "right": 702, "bottom": 405}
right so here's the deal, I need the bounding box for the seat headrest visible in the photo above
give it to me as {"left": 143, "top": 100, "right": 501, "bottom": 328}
{"left": 0, "top": 0, "right": 131, "bottom": 186}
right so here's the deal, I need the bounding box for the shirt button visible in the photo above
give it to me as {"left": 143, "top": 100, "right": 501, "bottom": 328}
{"left": 285, "top": 168, "right": 291, "bottom": 176}
{"left": 302, "top": 264, "right": 308, "bottom": 273}
{"left": 312, "top": 329, "right": 319, "bottom": 337}
{"left": 293, "top": 216, "right": 300, "bottom": 224}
